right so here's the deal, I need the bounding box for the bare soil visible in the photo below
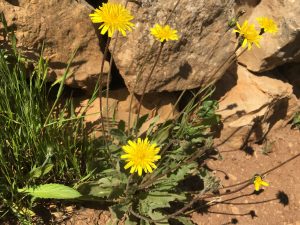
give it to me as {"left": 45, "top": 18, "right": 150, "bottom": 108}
{"left": 192, "top": 127, "right": 300, "bottom": 225}
{"left": 49, "top": 127, "right": 300, "bottom": 225}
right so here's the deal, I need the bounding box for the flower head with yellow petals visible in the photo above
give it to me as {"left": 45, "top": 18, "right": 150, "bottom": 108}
{"left": 253, "top": 175, "right": 269, "bottom": 191}
{"left": 89, "top": 3, "right": 134, "bottom": 37}
{"left": 257, "top": 17, "right": 278, "bottom": 35}
{"left": 233, "top": 20, "right": 262, "bottom": 50}
{"left": 121, "top": 138, "right": 161, "bottom": 176}
{"left": 150, "top": 24, "right": 179, "bottom": 42}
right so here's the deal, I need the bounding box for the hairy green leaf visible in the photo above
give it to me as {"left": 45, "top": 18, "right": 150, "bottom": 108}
{"left": 19, "top": 184, "right": 82, "bottom": 199}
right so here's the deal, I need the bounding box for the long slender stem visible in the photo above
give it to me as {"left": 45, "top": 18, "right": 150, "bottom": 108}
{"left": 98, "top": 37, "right": 112, "bottom": 163}
{"left": 127, "top": 45, "right": 156, "bottom": 134}
{"left": 99, "top": 38, "right": 111, "bottom": 135}
{"left": 165, "top": 89, "right": 186, "bottom": 120}
{"left": 125, "top": 173, "right": 134, "bottom": 197}
{"left": 135, "top": 42, "right": 164, "bottom": 135}
{"left": 104, "top": 0, "right": 130, "bottom": 133}
{"left": 106, "top": 33, "right": 120, "bottom": 135}
{"left": 127, "top": 0, "right": 181, "bottom": 134}
{"left": 105, "top": 56, "right": 113, "bottom": 135}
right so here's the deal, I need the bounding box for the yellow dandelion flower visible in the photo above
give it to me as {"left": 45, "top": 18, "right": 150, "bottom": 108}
{"left": 150, "top": 24, "right": 179, "bottom": 42}
{"left": 121, "top": 138, "right": 161, "bottom": 176}
{"left": 257, "top": 17, "right": 278, "bottom": 34}
{"left": 233, "top": 20, "right": 262, "bottom": 50}
{"left": 253, "top": 175, "right": 269, "bottom": 191}
{"left": 89, "top": 3, "right": 134, "bottom": 37}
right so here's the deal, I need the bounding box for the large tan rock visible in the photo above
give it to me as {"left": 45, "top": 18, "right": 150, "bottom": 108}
{"left": 0, "top": 0, "right": 109, "bottom": 91}
{"left": 216, "top": 64, "right": 299, "bottom": 149}
{"left": 238, "top": 0, "right": 300, "bottom": 72}
{"left": 109, "top": 0, "right": 237, "bottom": 94}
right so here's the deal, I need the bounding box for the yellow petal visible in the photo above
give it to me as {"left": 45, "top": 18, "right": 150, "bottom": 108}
{"left": 146, "top": 164, "right": 153, "bottom": 173}
{"left": 248, "top": 43, "right": 252, "bottom": 50}
{"left": 150, "top": 163, "right": 157, "bottom": 169}
{"left": 261, "top": 181, "right": 269, "bottom": 187}
{"left": 100, "top": 25, "right": 109, "bottom": 35}
{"left": 124, "top": 161, "right": 134, "bottom": 169}
{"left": 242, "top": 39, "right": 247, "bottom": 48}
{"left": 130, "top": 165, "right": 136, "bottom": 174}
{"left": 121, "top": 154, "right": 129, "bottom": 159}
{"left": 154, "top": 155, "right": 161, "bottom": 161}
{"left": 143, "top": 167, "right": 148, "bottom": 173}
{"left": 138, "top": 166, "right": 143, "bottom": 176}
{"left": 254, "top": 182, "right": 260, "bottom": 191}
{"left": 122, "top": 146, "right": 132, "bottom": 154}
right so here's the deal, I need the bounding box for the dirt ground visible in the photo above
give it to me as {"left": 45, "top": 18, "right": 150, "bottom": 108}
{"left": 50, "top": 127, "right": 300, "bottom": 225}
{"left": 191, "top": 127, "right": 300, "bottom": 225}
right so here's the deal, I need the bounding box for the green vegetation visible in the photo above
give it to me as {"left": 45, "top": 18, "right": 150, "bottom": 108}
{"left": 292, "top": 112, "right": 300, "bottom": 129}
{"left": 0, "top": 13, "right": 221, "bottom": 224}
{"left": 0, "top": 13, "right": 105, "bottom": 222}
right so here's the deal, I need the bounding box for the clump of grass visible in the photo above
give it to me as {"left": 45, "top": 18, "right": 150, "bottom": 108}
{"left": 0, "top": 13, "right": 107, "bottom": 222}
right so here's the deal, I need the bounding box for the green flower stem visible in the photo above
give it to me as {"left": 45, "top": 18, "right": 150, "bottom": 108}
{"left": 127, "top": 0, "right": 180, "bottom": 134}
{"left": 165, "top": 89, "right": 186, "bottom": 120}
{"left": 98, "top": 37, "right": 112, "bottom": 163}
{"left": 127, "top": 44, "right": 156, "bottom": 134}
{"left": 173, "top": 44, "right": 245, "bottom": 123}
{"left": 105, "top": 32, "right": 120, "bottom": 135}
{"left": 104, "top": 0, "right": 130, "bottom": 134}
{"left": 125, "top": 173, "right": 134, "bottom": 198}
{"left": 135, "top": 42, "right": 165, "bottom": 135}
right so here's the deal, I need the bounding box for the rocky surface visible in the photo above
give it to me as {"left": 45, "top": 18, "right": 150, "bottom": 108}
{"left": 1, "top": 0, "right": 299, "bottom": 146}
{"left": 238, "top": 0, "right": 300, "bottom": 72}
{"left": 215, "top": 64, "right": 299, "bottom": 149}
{"left": 75, "top": 88, "right": 179, "bottom": 136}
{"left": 0, "top": 0, "right": 109, "bottom": 91}
{"left": 109, "top": 0, "right": 237, "bottom": 94}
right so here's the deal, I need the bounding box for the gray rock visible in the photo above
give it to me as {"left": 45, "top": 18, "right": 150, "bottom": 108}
{"left": 109, "top": 0, "right": 237, "bottom": 94}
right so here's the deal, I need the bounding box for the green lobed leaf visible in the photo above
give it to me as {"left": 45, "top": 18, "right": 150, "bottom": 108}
{"left": 77, "top": 175, "right": 126, "bottom": 198}
{"left": 139, "top": 191, "right": 186, "bottom": 214}
{"left": 147, "top": 211, "right": 168, "bottom": 224}
{"left": 118, "top": 120, "right": 126, "bottom": 132}
{"left": 152, "top": 122, "right": 173, "bottom": 145}
{"left": 19, "top": 183, "right": 82, "bottom": 199}
{"left": 110, "top": 128, "right": 127, "bottom": 143}
{"left": 109, "top": 203, "right": 130, "bottom": 221}
{"left": 153, "top": 162, "right": 198, "bottom": 191}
